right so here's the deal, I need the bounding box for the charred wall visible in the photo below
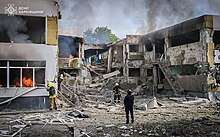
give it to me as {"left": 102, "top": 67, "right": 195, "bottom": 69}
{"left": 58, "top": 35, "right": 83, "bottom": 58}
{"left": 0, "top": 14, "right": 45, "bottom": 44}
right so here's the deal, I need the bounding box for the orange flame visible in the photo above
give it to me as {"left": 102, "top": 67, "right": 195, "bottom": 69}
{"left": 22, "top": 77, "right": 33, "bottom": 87}
{"left": 69, "top": 54, "right": 73, "bottom": 59}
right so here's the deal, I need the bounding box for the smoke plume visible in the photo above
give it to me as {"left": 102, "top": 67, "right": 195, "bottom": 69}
{"left": 58, "top": 35, "right": 79, "bottom": 58}
{"left": 0, "top": 15, "right": 32, "bottom": 43}
{"left": 136, "top": 0, "right": 220, "bottom": 34}
{"left": 59, "top": 0, "right": 100, "bottom": 36}
{"left": 59, "top": 0, "right": 220, "bottom": 38}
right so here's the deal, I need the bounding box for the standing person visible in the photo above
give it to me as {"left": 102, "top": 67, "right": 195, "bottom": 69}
{"left": 47, "top": 83, "right": 58, "bottom": 110}
{"left": 113, "top": 83, "right": 121, "bottom": 103}
{"left": 124, "top": 89, "right": 134, "bottom": 124}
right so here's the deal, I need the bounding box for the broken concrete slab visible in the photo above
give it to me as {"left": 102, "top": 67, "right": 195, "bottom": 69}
{"left": 89, "top": 83, "right": 103, "bottom": 88}
{"left": 134, "top": 104, "right": 148, "bottom": 111}
{"left": 105, "top": 124, "right": 115, "bottom": 128}
{"left": 119, "top": 125, "right": 128, "bottom": 130}
{"left": 182, "top": 99, "right": 208, "bottom": 105}
{"left": 103, "top": 70, "right": 120, "bottom": 79}
{"left": 147, "top": 97, "right": 159, "bottom": 109}
{"left": 67, "top": 110, "right": 90, "bottom": 118}
{"left": 169, "top": 97, "right": 187, "bottom": 102}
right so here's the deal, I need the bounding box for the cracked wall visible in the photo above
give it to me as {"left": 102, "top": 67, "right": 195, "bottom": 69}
{"left": 167, "top": 42, "right": 205, "bottom": 65}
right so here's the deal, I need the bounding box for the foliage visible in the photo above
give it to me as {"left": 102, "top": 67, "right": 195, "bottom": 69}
{"left": 83, "top": 26, "right": 119, "bottom": 44}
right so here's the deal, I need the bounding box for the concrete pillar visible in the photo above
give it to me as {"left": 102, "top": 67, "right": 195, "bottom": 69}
{"left": 157, "top": 67, "right": 161, "bottom": 84}
{"left": 125, "top": 44, "right": 129, "bottom": 80}
{"left": 107, "top": 46, "right": 112, "bottom": 73}
{"left": 81, "top": 43, "right": 85, "bottom": 60}
{"left": 123, "top": 44, "right": 126, "bottom": 76}
{"left": 200, "top": 28, "right": 214, "bottom": 62}
{"left": 164, "top": 37, "right": 171, "bottom": 60}
{"left": 78, "top": 43, "right": 81, "bottom": 59}
{"left": 200, "top": 29, "right": 217, "bottom": 97}
{"left": 153, "top": 43, "right": 156, "bottom": 62}
{"left": 153, "top": 65, "right": 158, "bottom": 95}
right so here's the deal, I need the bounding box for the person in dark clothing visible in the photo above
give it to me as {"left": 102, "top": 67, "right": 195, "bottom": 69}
{"left": 113, "top": 83, "right": 121, "bottom": 103}
{"left": 124, "top": 89, "right": 134, "bottom": 124}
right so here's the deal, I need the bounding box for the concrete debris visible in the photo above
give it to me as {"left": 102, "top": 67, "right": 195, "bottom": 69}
{"left": 89, "top": 83, "right": 103, "bottom": 88}
{"left": 121, "top": 133, "right": 130, "bottom": 136}
{"left": 0, "top": 119, "right": 27, "bottom": 137}
{"left": 134, "top": 104, "right": 148, "bottom": 111}
{"left": 102, "top": 70, "right": 120, "bottom": 79}
{"left": 7, "top": 109, "right": 90, "bottom": 128}
{"left": 104, "top": 133, "right": 111, "bottom": 137}
{"left": 119, "top": 125, "right": 128, "bottom": 130}
{"left": 169, "top": 97, "right": 187, "bottom": 102}
{"left": 0, "top": 95, "right": 219, "bottom": 136}
{"left": 96, "top": 126, "right": 103, "bottom": 132}
{"left": 182, "top": 98, "right": 209, "bottom": 105}
{"left": 105, "top": 124, "right": 115, "bottom": 127}
{"left": 67, "top": 110, "right": 90, "bottom": 118}
{"left": 147, "top": 97, "right": 159, "bottom": 109}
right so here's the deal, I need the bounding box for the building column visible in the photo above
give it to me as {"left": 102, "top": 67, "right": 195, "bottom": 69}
{"left": 107, "top": 46, "right": 112, "bottom": 73}
{"left": 200, "top": 29, "right": 217, "bottom": 96}
{"left": 164, "top": 37, "right": 171, "bottom": 61}
{"left": 81, "top": 43, "right": 85, "bottom": 60}
{"left": 153, "top": 65, "right": 158, "bottom": 95}
{"left": 153, "top": 43, "right": 156, "bottom": 62}
{"left": 200, "top": 28, "right": 214, "bottom": 64}
{"left": 125, "top": 44, "right": 129, "bottom": 81}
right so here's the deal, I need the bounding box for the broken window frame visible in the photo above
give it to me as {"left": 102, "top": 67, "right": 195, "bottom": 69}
{"left": 128, "top": 68, "right": 141, "bottom": 77}
{"left": 129, "top": 44, "right": 140, "bottom": 52}
{"left": 0, "top": 60, "right": 46, "bottom": 88}
{"left": 0, "top": 14, "right": 46, "bottom": 44}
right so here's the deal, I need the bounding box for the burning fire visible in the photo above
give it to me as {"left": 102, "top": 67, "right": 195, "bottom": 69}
{"left": 22, "top": 77, "right": 33, "bottom": 87}
{"left": 13, "top": 77, "right": 35, "bottom": 87}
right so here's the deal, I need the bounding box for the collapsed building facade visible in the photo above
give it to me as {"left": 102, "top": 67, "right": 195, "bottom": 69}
{"left": 0, "top": 0, "right": 60, "bottom": 109}
{"left": 108, "top": 15, "right": 220, "bottom": 98}
{"left": 58, "top": 35, "right": 109, "bottom": 85}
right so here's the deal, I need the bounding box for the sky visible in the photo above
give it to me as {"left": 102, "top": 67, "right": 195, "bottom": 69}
{"left": 58, "top": 0, "right": 220, "bottom": 39}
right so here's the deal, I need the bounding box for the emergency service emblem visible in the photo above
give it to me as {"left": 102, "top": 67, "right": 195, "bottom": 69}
{"left": 5, "top": 4, "right": 17, "bottom": 16}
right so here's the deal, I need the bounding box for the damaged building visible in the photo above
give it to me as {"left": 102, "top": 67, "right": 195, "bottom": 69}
{"left": 108, "top": 15, "right": 220, "bottom": 98}
{"left": 0, "top": 0, "right": 60, "bottom": 109}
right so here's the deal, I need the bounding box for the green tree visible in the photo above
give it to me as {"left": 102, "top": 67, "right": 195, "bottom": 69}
{"left": 83, "top": 26, "right": 119, "bottom": 44}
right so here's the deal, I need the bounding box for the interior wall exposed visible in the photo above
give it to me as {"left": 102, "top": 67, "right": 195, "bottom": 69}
{"left": 116, "top": 46, "right": 123, "bottom": 63}
{"left": 154, "top": 39, "right": 165, "bottom": 55}
{"left": 129, "top": 68, "right": 140, "bottom": 77}
{"left": 214, "top": 31, "right": 220, "bottom": 48}
{"left": 129, "top": 44, "right": 139, "bottom": 52}
{"left": 144, "top": 39, "right": 164, "bottom": 54}
{"left": 144, "top": 41, "right": 153, "bottom": 52}
{"left": 170, "top": 65, "right": 197, "bottom": 76}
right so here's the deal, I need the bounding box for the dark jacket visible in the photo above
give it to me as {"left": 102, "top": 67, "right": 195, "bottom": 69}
{"left": 113, "top": 86, "right": 121, "bottom": 95}
{"left": 124, "top": 94, "right": 134, "bottom": 108}
{"left": 47, "top": 86, "right": 56, "bottom": 96}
